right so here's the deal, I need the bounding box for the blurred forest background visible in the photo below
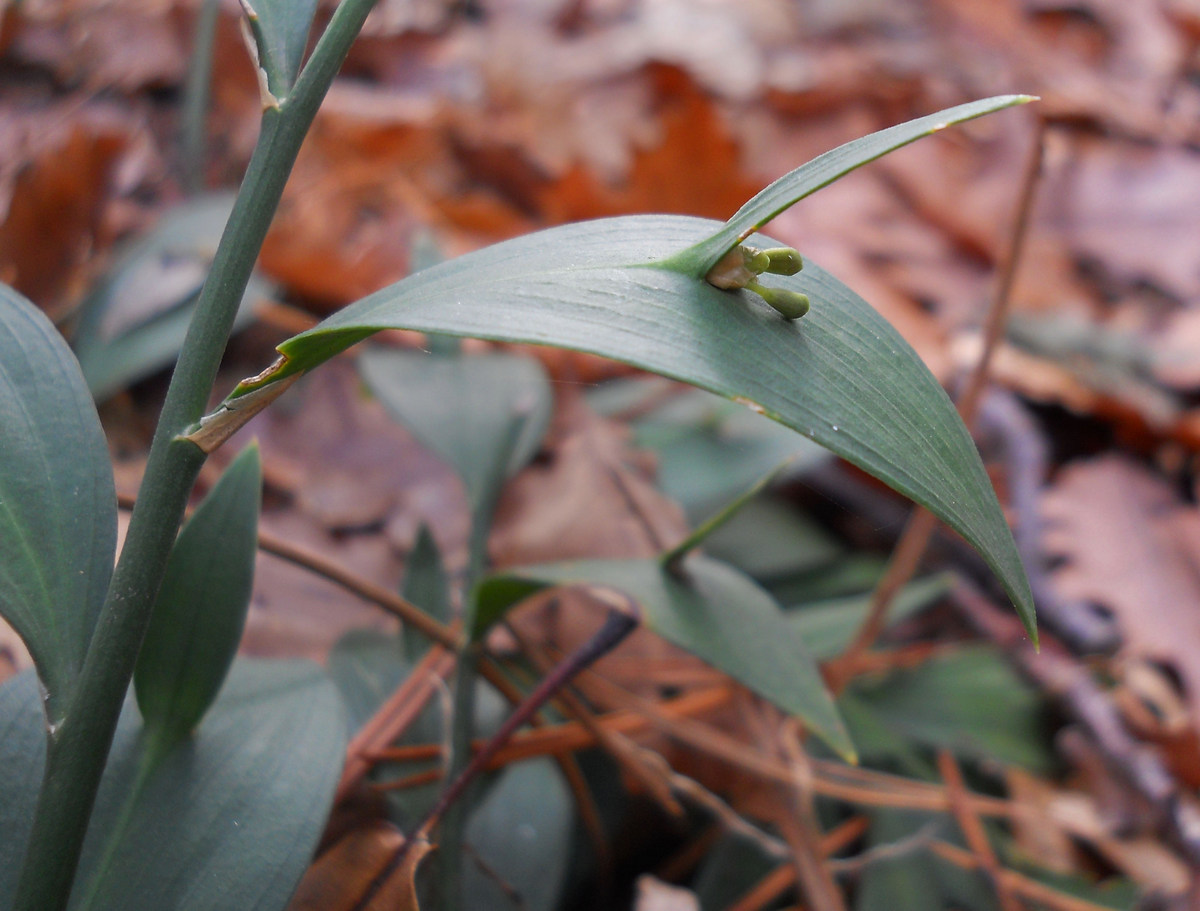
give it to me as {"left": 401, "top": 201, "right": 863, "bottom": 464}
{"left": 3, "top": 1, "right": 1200, "bottom": 909}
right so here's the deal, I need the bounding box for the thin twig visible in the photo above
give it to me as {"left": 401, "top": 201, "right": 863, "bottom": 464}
{"left": 335, "top": 645, "right": 456, "bottom": 803}
{"left": 568, "top": 668, "right": 1022, "bottom": 817}
{"left": 357, "top": 607, "right": 640, "bottom": 907}
{"left": 724, "top": 818, "right": 869, "bottom": 911}
{"left": 938, "top": 750, "right": 1023, "bottom": 911}
{"left": 505, "top": 619, "right": 686, "bottom": 817}
{"left": 930, "top": 840, "right": 1121, "bottom": 911}
{"left": 777, "top": 719, "right": 848, "bottom": 911}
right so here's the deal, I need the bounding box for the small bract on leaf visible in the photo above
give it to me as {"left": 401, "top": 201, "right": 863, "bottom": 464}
{"left": 239, "top": 0, "right": 321, "bottom": 100}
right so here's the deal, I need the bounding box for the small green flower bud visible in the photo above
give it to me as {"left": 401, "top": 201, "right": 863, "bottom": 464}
{"left": 759, "top": 247, "right": 803, "bottom": 276}
{"left": 746, "top": 280, "right": 810, "bottom": 320}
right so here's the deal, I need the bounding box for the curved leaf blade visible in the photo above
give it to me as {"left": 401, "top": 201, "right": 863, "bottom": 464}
{"left": 358, "top": 349, "right": 552, "bottom": 511}
{"left": 0, "top": 285, "right": 116, "bottom": 713}
{"left": 226, "top": 215, "right": 1034, "bottom": 634}
{"left": 0, "top": 672, "right": 47, "bottom": 907}
{"left": 134, "top": 443, "right": 262, "bottom": 743}
{"left": 1, "top": 662, "right": 346, "bottom": 911}
{"left": 673, "top": 95, "right": 1035, "bottom": 273}
{"left": 85, "top": 660, "right": 340, "bottom": 911}
{"left": 475, "top": 555, "right": 853, "bottom": 760}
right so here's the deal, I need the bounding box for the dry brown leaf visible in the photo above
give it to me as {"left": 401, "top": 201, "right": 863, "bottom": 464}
{"left": 1053, "top": 136, "right": 1200, "bottom": 305}
{"left": 489, "top": 392, "right": 688, "bottom": 566}
{"left": 1005, "top": 769, "right": 1078, "bottom": 874}
{"left": 1046, "top": 790, "right": 1191, "bottom": 895}
{"left": 0, "top": 105, "right": 129, "bottom": 314}
{"left": 634, "top": 874, "right": 700, "bottom": 911}
{"left": 10, "top": 1, "right": 186, "bottom": 92}
{"left": 1042, "top": 456, "right": 1200, "bottom": 740}
{"left": 288, "top": 823, "right": 433, "bottom": 911}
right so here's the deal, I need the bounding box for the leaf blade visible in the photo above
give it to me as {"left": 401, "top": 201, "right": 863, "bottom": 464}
{"left": 0, "top": 285, "right": 116, "bottom": 712}
{"left": 673, "top": 95, "right": 1036, "bottom": 273}
{"left": 134, "top": 444, "right": 263, "bottom": 742}
{"left": 241, "top": 0, "right": 320, "bottom": 97}
{"left": 475, "top": 556, "right": 853, "bottom": 759}
{"left": 228, "top": 215, "right": 1034, "bottom": 633}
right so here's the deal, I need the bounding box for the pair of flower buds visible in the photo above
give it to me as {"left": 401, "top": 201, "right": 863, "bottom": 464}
{"left": 705, "top": 244, "right": 809, "bottom": 320}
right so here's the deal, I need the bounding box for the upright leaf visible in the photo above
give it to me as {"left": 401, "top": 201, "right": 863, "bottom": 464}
{"left": 134, "top": 444, "right": 263, "bottom": 743}
{"left": 401, "top": 524, "right": 451, "bottom": 663}
{"left": 0, "top": 285, "right": 116, "bottom": 715}
{"left": 240, "top": 0, "right": 321, "bottom": 99}
{"left": 358, "top": 349, "right": 552, "bottom": 514}
{"left": 475, "top": 555, "right": 853, "bottom": 759}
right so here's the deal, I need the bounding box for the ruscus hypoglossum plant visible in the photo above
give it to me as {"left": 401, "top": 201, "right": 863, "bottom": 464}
{"left": 0, "top": 2, "right": 1036, "bottom": 908}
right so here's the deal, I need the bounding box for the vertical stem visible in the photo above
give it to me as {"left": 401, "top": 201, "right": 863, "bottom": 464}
{"left": 13, "top": 4, "right": 381, "bottom": 909}
{"left": 437, "top": 416, "right": 526, "bottom": 908}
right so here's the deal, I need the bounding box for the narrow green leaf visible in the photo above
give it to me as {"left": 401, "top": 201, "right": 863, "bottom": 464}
{"left": 0, "top": 284, "right": 116, "bottom": 715}
{"left": 474, "top": 555, "right": 853, "bottom": 760}
{"left": 225, "top": 214, "right": 1034, "bottom": 636}
{"left": 701, "top": 494, "right": 843, "bottom": 583}
{"left": 240, "top": 0, "right": 320, "bottom": 99}
{"left": 787, "top": 573, "right": 951, "bottom": 660}
{"left": 72, "top": 194, "right": 269, "bottom": 402}
{"left": 668, "top": 95, "right": 1036, "bottom": 274}
{"left": 134, "top": 443, "right": 262, "bottom": 743}
{"left": 359, "top": 349, "right": 552, "bottom": 513}
{"left": 660, "top": 458, "right": 795, "bottom": 569}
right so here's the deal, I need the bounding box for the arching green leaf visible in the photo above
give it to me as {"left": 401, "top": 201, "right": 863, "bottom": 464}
{"left": 221, "top": 214, "right": 1034, "bottom": 636}
{"left": 668, "top": 95, "right": 1035, "bottom": 274}
{"left": 475, "top": 555, "right": 853, "bottom": 760}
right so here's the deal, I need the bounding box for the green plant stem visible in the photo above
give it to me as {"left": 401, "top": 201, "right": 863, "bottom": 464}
{"left": 179, "top": 0, "right": 220, "bottom": 193}
{"left": 12, "top": 4, "right": 380, "bottom": 909}
{"left": 437, "top": 417, "right": 526, "bottom": 909}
